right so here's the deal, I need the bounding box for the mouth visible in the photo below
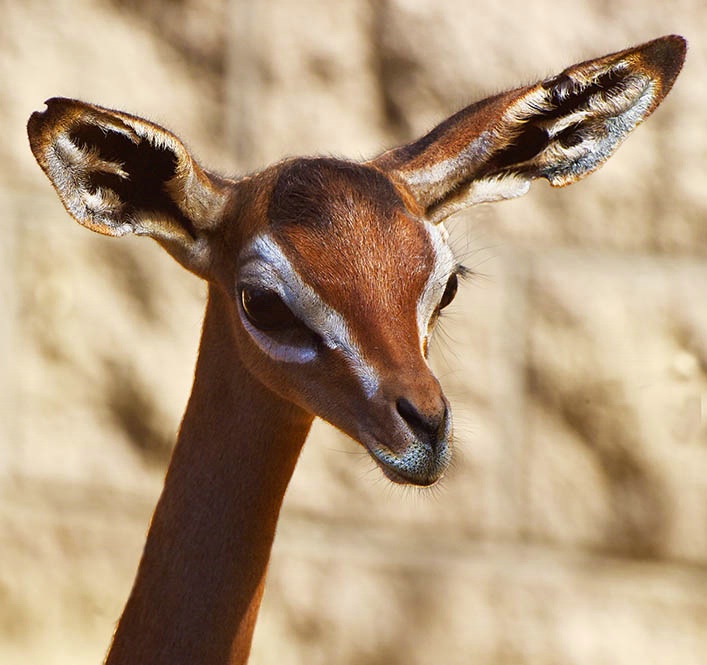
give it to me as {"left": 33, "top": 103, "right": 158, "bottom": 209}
{"left": 365, "top": 439, "right": 451, "bottom": 487}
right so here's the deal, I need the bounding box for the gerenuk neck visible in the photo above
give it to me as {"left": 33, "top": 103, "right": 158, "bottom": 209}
{"left": 105, "top": 285, "right": 314, "bottom": 665}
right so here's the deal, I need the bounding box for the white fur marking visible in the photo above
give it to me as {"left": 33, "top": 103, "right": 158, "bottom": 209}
{"left": 417, "top": 223, "right": 456, "bottom": 356}
{"left": 239, "top": 235, "right": 380, "bottom": 398}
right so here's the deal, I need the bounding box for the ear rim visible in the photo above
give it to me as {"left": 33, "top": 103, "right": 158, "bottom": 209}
{"left": 370, "top": 35, "right": 687, "bottom": 224}
{"left": 27, "top": 97, "right": 233, "bottom": 276}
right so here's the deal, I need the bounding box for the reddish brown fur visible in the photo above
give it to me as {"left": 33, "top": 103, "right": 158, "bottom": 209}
{"left": 270, "top": 159, "right": 434, "bottom": 368}
{"left": 105, "top": 288, "right": 313, "bottom": 665}
{"left": 267, "top": 158, "right": 445, "bottom": 455}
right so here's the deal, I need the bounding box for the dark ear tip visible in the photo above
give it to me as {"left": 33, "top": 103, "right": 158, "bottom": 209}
{"left": 30, "top": 97, "right": 85, "bottom": 124}
{"left": 27, "top": 108, "right": 49, "bottom": 153}
{"left": 638, "top": 34, "right": 687, "bottom": 81}
{"left": 43, "top": 96, "right": 75, "bottom": 107}
{"left": 27, "top": 109, "right": 42, "bottom": 131}
{"left": 656, "top": 34, "right": 687, "bottom": 61}
{"left": 27, "top": 98, "right": 72, "bottom": 135}
{"left": 662, "top": 34, "right": 688, "bottom": 57}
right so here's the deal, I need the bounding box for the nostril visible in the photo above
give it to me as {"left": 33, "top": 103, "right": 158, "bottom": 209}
{"left": 395, "top": 397, "right": 447, "bottom": 448}
{"left": 396, "top": 397, "right": 416, "bottom": 429}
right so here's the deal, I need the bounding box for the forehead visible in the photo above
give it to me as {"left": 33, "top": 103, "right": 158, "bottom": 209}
{"left": 268, "top": 157, "right": 404, "bottom": 231}
{"left": 267, "top": 158, "right": 435, "bottom": 315}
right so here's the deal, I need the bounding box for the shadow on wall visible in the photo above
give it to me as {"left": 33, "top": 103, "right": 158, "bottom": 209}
{"left": 108, "top": 0, "right": 228, "bottom": 83}
{"left": 528, "top": 366, "right": 670, "bottom": 558}
{"left": 101, "top": 357, "right": 175, "bottom": 466}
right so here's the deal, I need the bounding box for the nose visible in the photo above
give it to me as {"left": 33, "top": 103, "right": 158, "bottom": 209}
{"left": 363, "top": 389, "right": 452, "bottom": 486}
{"left": 395, "top": 396, "right": 448, "bottom": 451}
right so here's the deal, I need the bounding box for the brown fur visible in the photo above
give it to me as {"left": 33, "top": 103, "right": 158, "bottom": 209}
{"left": 269, "top": 158, "right": 433, "bottom": 370}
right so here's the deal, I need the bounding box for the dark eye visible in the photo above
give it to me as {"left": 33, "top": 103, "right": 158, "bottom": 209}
{"left": 438, "top": 273, "right": 458, "bottom": 311}
{"left": 240, "top": 286, "right": 299, "bottom": 331}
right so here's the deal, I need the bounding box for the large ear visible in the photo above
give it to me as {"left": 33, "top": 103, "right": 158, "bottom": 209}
{"left": 27, "top": 98, "right": 231, "bottom": 276}
{"left": 371, "top": 35, "right": 686, "bottom": 223}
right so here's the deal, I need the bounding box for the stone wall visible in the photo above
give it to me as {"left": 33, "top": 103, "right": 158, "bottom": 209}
{"left": 1, "top": 1, "right": 706, "bottom": 663}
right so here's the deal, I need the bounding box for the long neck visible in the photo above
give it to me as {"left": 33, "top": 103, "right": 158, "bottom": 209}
{"left": 105, "top": 285, "right": 313, "bottom": 665}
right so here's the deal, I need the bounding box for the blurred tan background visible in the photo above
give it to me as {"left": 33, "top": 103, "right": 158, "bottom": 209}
{"left": 1, "top": 1, "right": 706, "bottom": 663}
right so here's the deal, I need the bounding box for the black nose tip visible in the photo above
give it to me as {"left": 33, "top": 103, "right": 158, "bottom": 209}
{"left": 395, "top": 396, "right": 448, "bottom": 450}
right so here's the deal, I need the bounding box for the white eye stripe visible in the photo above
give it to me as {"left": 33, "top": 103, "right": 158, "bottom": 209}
{"left": 239, "top": 234, "right": 380, "bottom": 398}
{"left": 417, "top": 222, "right": 456, "bottom": 354}
{"left": 238, "top": 307, "right": 318, "bottom": 364}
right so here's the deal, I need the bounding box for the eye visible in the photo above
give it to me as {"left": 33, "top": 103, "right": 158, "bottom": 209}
{"left": 240, "top": 286, "right": 299, "bottom": 331}
{"left": 438, "top": 272, "right": 458, "bottom": 311}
